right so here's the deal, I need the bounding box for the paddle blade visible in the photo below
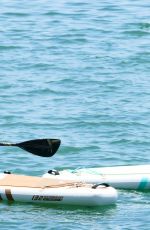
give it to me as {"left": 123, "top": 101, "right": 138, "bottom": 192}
{"left": 17, "top": 139, "right": 61, "bottom": 157}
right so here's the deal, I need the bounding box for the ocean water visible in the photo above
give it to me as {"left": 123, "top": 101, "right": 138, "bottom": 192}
{"left": 0, "top": 0, "right": 150, "bottom": 229}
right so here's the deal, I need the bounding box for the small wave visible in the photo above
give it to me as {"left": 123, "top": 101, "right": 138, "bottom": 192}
{"left": 44, "top": 11, "right": 72, "bottom": 17}
{"left": 139, "top": 22, "right": 150, "bottom": 30}
{"left": 111, "top": 139, "right": 150, "bottom": 146}
{"left": 123, "top": 22, "right": 150, "bottom": 37}
{"left": 4, "top": 12, "right": 30, "bottom": 17}
{"left": 123, "top": 30, "right": 149, "bottom": 37}
{"left": 0, "top": 45, "right": 21, "bottom": 50}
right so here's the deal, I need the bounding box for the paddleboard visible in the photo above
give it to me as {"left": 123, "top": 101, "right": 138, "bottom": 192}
{"left": 43, "top": 165, "right": 150, "bottom": 190}
{"left": 0, "top": 173, "right": 117, "bottom": 206}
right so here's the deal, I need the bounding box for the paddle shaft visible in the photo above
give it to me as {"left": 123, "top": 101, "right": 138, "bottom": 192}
{"left": 0, "top": 143, "right": 16, "bottom": 146}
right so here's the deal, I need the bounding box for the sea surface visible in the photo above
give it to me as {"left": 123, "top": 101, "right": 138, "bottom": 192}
{"left": 0, "top": 0, "right": 150, "bottom": 229}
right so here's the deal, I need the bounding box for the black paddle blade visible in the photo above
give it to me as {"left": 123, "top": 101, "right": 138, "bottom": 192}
{"left": 16, "top": 139, "right": 61, "bottom": 157}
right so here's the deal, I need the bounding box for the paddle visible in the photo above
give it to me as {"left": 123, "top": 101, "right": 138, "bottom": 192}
{"left": 0, "top": 138, "right": 61, "bottom": 157}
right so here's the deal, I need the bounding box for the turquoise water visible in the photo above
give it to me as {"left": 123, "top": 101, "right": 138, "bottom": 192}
{"left": 0, "top": 0, "right": 150, "bottom": 229}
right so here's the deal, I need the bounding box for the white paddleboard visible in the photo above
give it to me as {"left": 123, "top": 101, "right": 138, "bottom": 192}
{"left": 43, "top": 165, "right": 150, "bottom": 190}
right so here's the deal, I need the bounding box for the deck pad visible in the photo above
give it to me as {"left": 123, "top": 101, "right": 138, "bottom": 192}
{"left": 0, "top": 174, "right": 85, "bottom": 189}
